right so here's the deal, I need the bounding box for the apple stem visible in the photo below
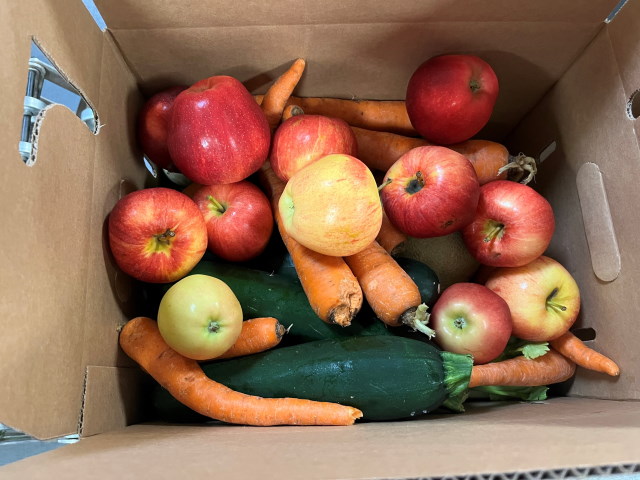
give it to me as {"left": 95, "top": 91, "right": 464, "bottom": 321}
{"left": 483, "top": 224, "right": 504, "bottom": 243}
{"left": 402, "top": 303, "right": 436, "bottom": 339}
{"left": 154, "top": 228, "right": 176, "bottom": 245}
{"left": 378, "top": 178, "right": 392, "bottom": 191}
{"left": 546, "top": 288, "right": 567, "bottom": 312}
{"left": 208, "top": 195, "right": 226, "bottom": 214}
{"left": 498, "top": 154, "right": 538, "bottom": 185}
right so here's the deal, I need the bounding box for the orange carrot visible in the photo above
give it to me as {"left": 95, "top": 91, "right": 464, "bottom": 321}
{"left": 254, "top": 95, "right": 416, "bottom": 136}
{"left": 375, "top": 210, "right": 407, "bottom": 255}
{"left": 216, "top": 317, "right": 286, "bottom": 360}
{"left": 344, "top": 241, "right": 433, "bottom": 337}
{"left": 281, "top": 104, "right": 304, "bottom": 122}
{"left": 261, "top": 59, "right": 306, "bottom": 131}
{"left": 120, "top": 317, "right": 362, "bottom": 426}
{"left": 550, "top": 332, "right": 620, "bottom": 376}
{"left": 259, "top": 164, "right": 363, "bottom": 326}
{"left": 352, "top": 128, "right": 537, "bottom": 184}
{"left": 449, "top": 140, "right": 537, "bottom": 185}
{"left": 352, "top": 126, "right": 429, "bottom": 171}
{"left": 469, "top": 349, "right": 576, "bottom": 388}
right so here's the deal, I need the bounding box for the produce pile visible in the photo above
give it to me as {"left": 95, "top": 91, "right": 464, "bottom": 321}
{"left": 113, "top": 55, "right": 620, "bottom": 427}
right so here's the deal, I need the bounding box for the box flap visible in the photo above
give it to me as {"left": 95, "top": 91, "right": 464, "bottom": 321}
{"left": 0, "top": 0, "right": 104, "bottom": 439}
{"left": 2, "top": 398, "right": 640, "bottom": 479}
{"left": 95, "top": 0, "right": 617, "bottom": 29}
{"left": 0, "top": 1, "right": 147, "bottom": 439}
{"left": 506, "top": 21, "right": 640, "bottom": 398}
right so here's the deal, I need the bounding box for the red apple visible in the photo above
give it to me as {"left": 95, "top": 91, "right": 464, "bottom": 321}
{"left": 191, "top": 181, "right": 273, "bottom": 262}
{"left": 381, "top": 146, "right": 479, "bottom": 238}
{"left": 462, "top": 180, "right": 555, "bottom": 267}
{"left": 167, "top": 76, "right": 270, "bottom": 185}
{"left": 406, "top": 54, "right": 499, "bottom": 145}
{"left": 270, "top": 114, "right": 358, "bottom": 181}
{"left": 279, "top": 154, "right": 382, "bottom": 256}
{"left": 485, "top": 256, "right": 580, "bottom": 342}
{"left": 137, "top": 86, "right": 186, "bottom": 171}
{"left": 108, "top": 187, "right": 207, "bottom": 283}
{"left": 431, "top": 282, "right": 512, "bottom": 364}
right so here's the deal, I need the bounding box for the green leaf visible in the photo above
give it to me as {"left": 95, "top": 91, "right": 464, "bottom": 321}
{"left": 470, "top": 385, "right": 548, "bottom": 402}
{"left": 518, "top": 342, "right": 550, "bottom": 360}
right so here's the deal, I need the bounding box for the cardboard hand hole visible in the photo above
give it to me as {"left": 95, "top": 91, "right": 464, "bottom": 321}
{"left": 627, "top": 89, "right": 640, "bottom": 120}
{"left": 19, "top": 40, "right": 99, "bottom": 165}
{"left": 572, "top": 327, "right": 597, "bottom": 342}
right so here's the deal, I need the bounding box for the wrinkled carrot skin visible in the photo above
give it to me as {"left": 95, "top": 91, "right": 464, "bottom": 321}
{"left": 550, "top": 332, "right": 620, "bottom": 376}
{"left": 449, "top": 140, "right": 509, "bottom": 185}
{"left": 469, "top": 349, "right": 576, "bottom": 388}
{"left": 254, "top": 95, "right": 416, "bottom": 136}
{"left": 261, "top": 59, "right": 306, "bottom": 131}
{"left": 259, "top": 164, "right": 363, "bottom": 326}
{"left": 281, "top": 104, "right": 304, "bottom": 122}
{"left": 344, "top": 241, "right": 421, "bottom": 327}
{"left": 376, "top": 210, "right": 407, "bottom": 255}
{"left": 120, "top": 317, "right": 362, "bottom": 426}
{"left": 216, "top": 317, "right": 285, "bottom": 360}
{"left": 353, "top": 127, "right": 429, "bottom": 171}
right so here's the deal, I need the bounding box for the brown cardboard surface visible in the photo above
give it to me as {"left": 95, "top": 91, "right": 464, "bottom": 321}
{"left": 0, "top": 0, "right": 105, "bottom": 440}
{"left": 95, "top": 0, "right": 618, "bottom": 29}
{"left": 108, "top": 21, "right": 603, "bottom": 141}
{"left": 79, "top": 32, "right": 148, "bottom": 373}
{"left": 507, "top": 26, "right": 640, "bottom": 399}
{"left": 79, "top": 367, "right": 148, "bottom": 438}
{"left": 3, "top": 398, "right": 640, "bottom": 479}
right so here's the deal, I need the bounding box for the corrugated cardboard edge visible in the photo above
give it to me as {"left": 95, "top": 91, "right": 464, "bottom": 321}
{"left": 78, "top": 366, "right": 150, "bottom": 438}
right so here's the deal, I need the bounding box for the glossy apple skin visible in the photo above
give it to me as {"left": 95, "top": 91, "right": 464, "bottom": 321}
{"left": 108, "top": 188, "right": 207, "bottom": 283}
{"left": 485, "top": 256, "right": 580, "bottom": 342}
{"left": 271, "top": 114, "right": 358, "bottom": 181}
{"left": 279, "top": 154, "right": 382, "bottom": 256}
{"left": 167, "top": 76, "right": 270, "bottom": 185}
{"left": 191, "top": 181, "right": 273, "bottom": 262}
{"left": 381, "top": 146, "right": 479, "bottom": 238}
{"left": 158, "top": 274, "right": 243, "bottom": 360}
{"left": 137, "top": 86, "right": 186, "bottom": 171}
{"left": 406, "top": 55, "right": 499, "bottom": 145}
{"left": 431, "top": 282, "right": 512, "bottom": 364}
{"left": 462, "top": 181, "right": 555, "bottom": 267}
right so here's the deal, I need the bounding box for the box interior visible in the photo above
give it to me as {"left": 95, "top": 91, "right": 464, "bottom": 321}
{"left": 1, "top": 0, "right": 639, "bottom": 476}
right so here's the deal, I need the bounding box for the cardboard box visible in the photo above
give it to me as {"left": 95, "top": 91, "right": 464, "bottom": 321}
{"left": 2, "top": 0, "right": 640, "bottom": 477}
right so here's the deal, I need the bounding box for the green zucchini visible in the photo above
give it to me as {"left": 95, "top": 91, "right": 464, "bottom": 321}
{"left": 152, "top": 335, "right": 472, "bottom": 422}
{"left": 171, "top": 261, "right": 393, "bottom": 345}
{"left": 394, "top": 257, "right": 441, "bottom": 308}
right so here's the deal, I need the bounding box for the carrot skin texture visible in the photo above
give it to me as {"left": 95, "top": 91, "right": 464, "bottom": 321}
{"left": 216, "top": 317, "right": 285, "bottom": 359}
{"left": 261, "top": 59, "right": 306, "bottom": 131}
{"left": 469, "top": 349, "right": 576, "bottom": 388}
{"left": 550, "top": 332, "right": 620, "bottom": 376}
{"left": 119, "top": 317, "right": 362, "bottom": 426}
{"left": 376, "top": 210, "right": 407, "bottom": 255}
{"left": 344, "top": 241, "right": 421, "bottom": 327}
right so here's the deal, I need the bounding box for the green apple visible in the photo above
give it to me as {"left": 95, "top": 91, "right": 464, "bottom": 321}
{"left": 158, "top": 274, "right": 243, "bottom": 360}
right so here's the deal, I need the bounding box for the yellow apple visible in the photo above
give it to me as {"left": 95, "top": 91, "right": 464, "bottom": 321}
{"left": 278, "top": 154, "right": 382, "bottom": 256}
{"left": 157, "top": 274, "right": 243, "bottom": 360}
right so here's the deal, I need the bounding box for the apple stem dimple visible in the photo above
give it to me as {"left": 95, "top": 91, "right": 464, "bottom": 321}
{"left": 405, "top": 171, "right": 426, "bottom": 194}
{"left": 154, "top": 228, "right": 176, "bottom": 245}
{"left": 453, "top": 317, "right": 466, "bottom": 329}
{"left": 483, "top": 223, "right": 504, "bottom": 243}
{"left": 208, "top": 320, "right": 220, "bottom": 333}
{"left": 208, "top": 195, "right": 226, "bottom": 214}
{"left": 469, "top": 79, "right": 481, "bottom": 93}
